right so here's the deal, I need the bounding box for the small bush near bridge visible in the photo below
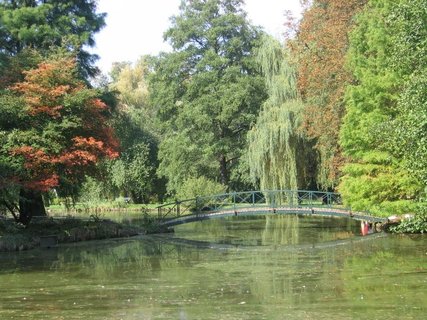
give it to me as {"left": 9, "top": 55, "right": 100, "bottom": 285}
{"left": 390, "top": 206, "right": 427, "bottom": 234}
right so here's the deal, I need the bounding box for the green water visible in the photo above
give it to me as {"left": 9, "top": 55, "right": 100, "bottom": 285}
{"left": 0, "top": 215, "right": 425, "bottom": 320}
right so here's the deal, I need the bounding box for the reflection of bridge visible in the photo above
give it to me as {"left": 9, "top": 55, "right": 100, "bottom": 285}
{"left": 156, "top": 190, "right": 388, "bottom": 228}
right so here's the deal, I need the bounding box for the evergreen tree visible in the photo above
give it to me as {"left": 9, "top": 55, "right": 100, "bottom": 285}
{"left": 339, "top": 0, "right": 422, "bottom": 215}
{"left": 0, "top": 0, "right": 106, "bottom": 77}
{"left": 379, "top": 0, "right": 427, "bottom": 188}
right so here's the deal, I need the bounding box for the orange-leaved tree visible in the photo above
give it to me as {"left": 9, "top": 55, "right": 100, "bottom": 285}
{"left": 4, "top": 57, "right": 118, "bottom": 224}
{"left": 291, "top": 0, "right": 367, "bottom": 189}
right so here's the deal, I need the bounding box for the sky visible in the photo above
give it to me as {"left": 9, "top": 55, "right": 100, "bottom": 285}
{"left": 92, "top": 0, "right": 303, "bottom": 75}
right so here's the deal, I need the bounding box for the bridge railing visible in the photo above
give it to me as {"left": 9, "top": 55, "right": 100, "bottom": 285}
{"left": 156, "top": 198, "right": 197, "bottom": 220}
{"left": 156, "top": 190, "right": 342, "bottom": 221}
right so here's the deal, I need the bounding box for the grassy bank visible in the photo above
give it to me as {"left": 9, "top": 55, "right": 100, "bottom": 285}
{"left": 46, "top": 202, "right": 159, "bottom": 216}
{"left": 0, "top": 216, "right": 148, "bottom": 252}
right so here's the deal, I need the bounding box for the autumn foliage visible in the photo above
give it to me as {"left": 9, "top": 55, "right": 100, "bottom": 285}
{"left": 9, "top": 57, "right": 118, "bottom": 192}
{"left": 292, "top": 0, "right": 367, "bottom": 188}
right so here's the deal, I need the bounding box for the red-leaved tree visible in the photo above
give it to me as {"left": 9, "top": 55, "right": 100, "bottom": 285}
{"left": 7, "top": 57, "right": 118, "bottom": 224}
{"left": 291, "top": 0, "right": 367, "bottom": 189}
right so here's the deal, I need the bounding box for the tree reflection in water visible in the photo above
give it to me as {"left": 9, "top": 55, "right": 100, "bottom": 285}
{"left": 0, "top": 216, "right": 425, "bottom": 320}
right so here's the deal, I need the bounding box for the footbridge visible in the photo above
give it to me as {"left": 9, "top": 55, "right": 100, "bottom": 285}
{"left": 156, "top": 190, "right": 388, "bottom": 228}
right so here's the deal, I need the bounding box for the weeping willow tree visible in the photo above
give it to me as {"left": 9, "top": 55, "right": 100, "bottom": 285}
{"left": 247, "top": 36, "right": 315, "bottom": 191}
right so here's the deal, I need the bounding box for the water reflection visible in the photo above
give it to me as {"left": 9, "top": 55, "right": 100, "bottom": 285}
{"left": 172, "top": 215, "right": 360, "bottom": 246}
{"left": 0, "top": 215, "right": 425, "bottom": 320}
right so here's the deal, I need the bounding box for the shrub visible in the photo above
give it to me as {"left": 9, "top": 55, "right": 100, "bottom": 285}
{"left": 176, "top": 176, "right": 226, "bottom": 200}
{"left": 390, "top": 205, "right": 427, "bottom": 234}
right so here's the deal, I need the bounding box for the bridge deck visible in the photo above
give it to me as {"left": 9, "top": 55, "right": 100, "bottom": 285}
{"left": 160, "top": 206, "right": 388, "bottom": 227}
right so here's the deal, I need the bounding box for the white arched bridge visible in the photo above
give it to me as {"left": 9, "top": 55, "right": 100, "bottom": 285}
{"left": 156, "top": 190, "right": 388, "bottom": 228}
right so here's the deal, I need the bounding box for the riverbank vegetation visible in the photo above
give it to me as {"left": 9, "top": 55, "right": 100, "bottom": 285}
{"left": 0, "top": 216, "right": 143, "bottom": 252}
{"left": 1, "top": 0, "right": 426, "bottom": 237}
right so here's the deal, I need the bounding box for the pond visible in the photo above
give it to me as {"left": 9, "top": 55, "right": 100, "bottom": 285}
{"left": 0, "top": 215, "right": 425, "bottom": 319}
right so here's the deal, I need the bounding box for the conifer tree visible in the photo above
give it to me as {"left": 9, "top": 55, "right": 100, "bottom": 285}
{"left": 0, "top": 0, "right": 106, "bottom": 77}
{"left": 339, "top": 0, "right": 422, "bottom": 215}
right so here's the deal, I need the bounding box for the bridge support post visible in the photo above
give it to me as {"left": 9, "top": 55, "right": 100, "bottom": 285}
{"left": 272, "top": 191, "right": 276, "bottom": 208}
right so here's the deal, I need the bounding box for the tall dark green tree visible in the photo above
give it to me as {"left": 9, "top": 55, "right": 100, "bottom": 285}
{"left": 149, "top": 0, "right": 266, "bottom": 193}
{"left": 0, "top": 0, "right": 106, "bottom": 77}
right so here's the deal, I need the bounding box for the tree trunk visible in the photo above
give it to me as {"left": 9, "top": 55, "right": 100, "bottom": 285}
{"left": 219, "top": 154, "right": 229, "bottom": 186}
{"left": 18, "top": 188, "right": 46, "bottom": 225}
{"left": 130, "top": 191, "right": 144, "bottom": 204}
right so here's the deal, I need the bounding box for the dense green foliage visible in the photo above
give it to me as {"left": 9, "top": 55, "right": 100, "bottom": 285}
{"left": 0, "top": 0, "right": 106, "bottom": 77}
{"left": 107, "top": 58, "right": 163, "bottom": 203}
{"left": 176, "top": 176, "right": 226, "bottom": 201}
{"left": 389, "top": 208, "right": 427, "bottom": 234}
{"left": 378, "top": 0, "right": 427, "bottom": 187}
{"left": 149, "top": 0, "right": 266, "bottom": 193}
{"left": 339, "top": 0, "right": 423, "bottom": 216}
